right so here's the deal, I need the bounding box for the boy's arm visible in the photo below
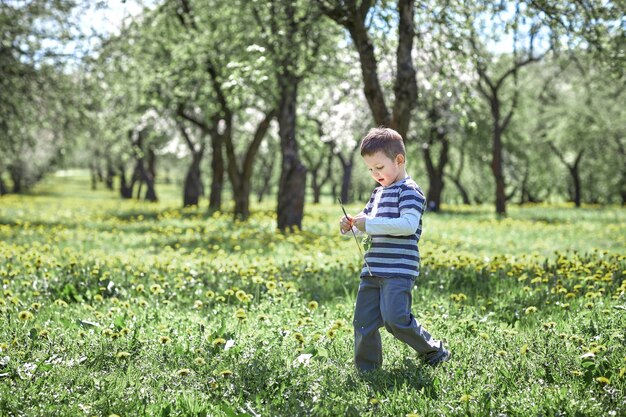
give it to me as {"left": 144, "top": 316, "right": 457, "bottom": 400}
{"left": 364, "top": 188, "right": 424, "bottom": 236}
{"left": 340, "top": 190, "right": 376, "bottom": 236}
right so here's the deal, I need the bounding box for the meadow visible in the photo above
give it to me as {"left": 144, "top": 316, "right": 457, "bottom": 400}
{"left": 0, "top": 172, "right": 625, "bottom": 417}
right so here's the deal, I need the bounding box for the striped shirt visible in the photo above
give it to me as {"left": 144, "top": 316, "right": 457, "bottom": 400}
{"left": 359, "top": 176, "right": 425, "bottom": 280}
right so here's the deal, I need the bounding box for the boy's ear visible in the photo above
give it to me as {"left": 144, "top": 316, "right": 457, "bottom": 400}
{"left": 396, "top": 154, "right": 405, "bottom": 165}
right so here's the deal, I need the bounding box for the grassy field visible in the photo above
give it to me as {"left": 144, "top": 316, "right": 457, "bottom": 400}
{"left": 0, "top": 172, "right": 625, "bottom": 416}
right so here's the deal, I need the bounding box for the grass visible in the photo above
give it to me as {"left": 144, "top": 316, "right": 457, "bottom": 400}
{"left": 0, "top": 171, "right": 625, "bottom": 416}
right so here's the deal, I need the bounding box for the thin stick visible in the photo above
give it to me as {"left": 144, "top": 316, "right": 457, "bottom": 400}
{"left": 338, "top": 198, "right": 373, "bottom": 276}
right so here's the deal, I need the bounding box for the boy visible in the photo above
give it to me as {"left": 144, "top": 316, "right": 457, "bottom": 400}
{"left": 340, "top": 127, "right": 450, "bottom": 371}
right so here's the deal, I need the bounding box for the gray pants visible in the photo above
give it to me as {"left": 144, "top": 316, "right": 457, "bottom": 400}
{"left": 353, "top": 276, "right": 444, "bottom": 371}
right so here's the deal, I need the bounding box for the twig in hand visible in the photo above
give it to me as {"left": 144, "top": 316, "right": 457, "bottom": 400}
{"left": 338, "top": 198, "right": 373, "bottom": 276}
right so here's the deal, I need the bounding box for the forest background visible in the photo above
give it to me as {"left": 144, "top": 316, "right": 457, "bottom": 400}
{"left": 1, "top": 0, "right": 624, "bottom": 225}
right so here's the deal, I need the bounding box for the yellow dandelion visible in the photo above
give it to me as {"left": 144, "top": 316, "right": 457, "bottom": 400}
{"left": 235, "top": 290, "right": 248, "bottom": 303}
{"left": 120, "top": 327, "right": 130, "bottom": 336}
{"left": 38, "top": 329, "right": 50, "bottom": 339}
{"left": 571, "top": 370, "right": 583, "bottom": 376}
{"left": 215, "top": 296, "right": 226, "bottom": 303}
{"left": 406, "top": 414, "right": 420, "bottom": 417}
{"left": 194, "top": 357, "right": 206, "bottom": 366}
{"left": 258, "top": 314, "right": 269, "bottom": 321}
{"left": 307, "top": 301, "right": 319, "bottom": 311}
{"left": 584, "top": 302, "right": 594, "bottom": 309}
{"left": 176, "top": 368, "right": 192, "bottom": 377}
{"left": 18, "top": 311, "right": 34, "bottom": 321}
{"left": 266, "top": 281, "right": 277, "bottom": 291}
{"left": 150, "top": 284, "right": 163, "bottom": 295}
{"left": 460, "top": 394, "right": 472, "bottom": 402}
{"left": 234, "top": 309, "right": 247, "bottom": 320}
{"left": 159, "top": 336, "right": 171, "bottom": 345}
{"left": 524, "top": 306, "right": 537, "bottom": 315}
{"left": 136, "top": 284, "right": 145, "bottom": 293}
{"left": 30, "top": 302, "right": 42, "bottom": 310}
{"left": 219, "top": 370, "right": 233, "bottom": 378}
{"left": 619, "top": 367, "right": 625, "bottom": 379}
{"left": 194, "top": 300, "right": 203, "bottom": 309}
{"left": 294, "top": 333, "right": 305, "bottom": 343}
{"left": 54, "top": 299, "right": 68, "bottom": 307}
{"left": 93, "top": 294, "right": 103, "bottom": 302}
{"left": 595, "top": 376, "right": 610, "bottom": 384}
{"left": 116, "top": 351, "right": 131, "bottom": 360}
{"left": 369, "top": 398, "right": 379, "bottom": 405}
{"left": 326, "top": 329, "right": 337, "bottom": 339}
{"left": 480, "top": 333, "right": 489, "bottom": 340}
{"left": 224, "top": 289, "right": 234, "bottom": 296}
{"left": 212, "top": 338, "right": 226, "bottom": 347}
{"left": 496, "top": 350, "right": 507, "bottom": 356}
{"left": 205, "top": 290, "right": 215, "bottom": 299}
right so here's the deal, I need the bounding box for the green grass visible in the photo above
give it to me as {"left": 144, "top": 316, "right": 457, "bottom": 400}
{"left": 0, "top": 172, "right": 625, "bottom": 416}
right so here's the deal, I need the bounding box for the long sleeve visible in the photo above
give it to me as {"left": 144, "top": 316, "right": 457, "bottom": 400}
{"left": 365, "top": 207, "right": 421, "bottom": 236}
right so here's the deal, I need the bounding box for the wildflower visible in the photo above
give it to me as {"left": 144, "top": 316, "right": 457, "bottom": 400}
{"left": 479, "top": 333, "right": 489, "bottom": 340}
{"left": 194, "top": 357, "right": 206, "bottom": 366}
{"left": 193, "top": 300, "right": 203, "bottom": 310}
{"left": 235, "top": 290, "right": 248, "bottom": 303}
{"left": 159, "top": 336, "right": 171, "bottom": 345}
{"left": 116, "top": 351, "right": 131, "bottom": 360}
{"left": 595, "top": 376, "right": 610, "bottom": 384}
{"left": 224, "top": 289, "right": 234, "bottom": 297}
{"left": 542, "top": 322, "right": 557, "bottom": 329}
{"left": 205, "top": 290, "right": 215, "bottom": 299}
{"left": 524, "top": 306, "right": 537, "bottom": 315}
{"left": 584, "top": 302, "right": 594, "bottom": 309}
{"left": 212, "top": 338, "right": 226, "bottom": 347}
{"left": 93, "top": 294, "right": 103, "bottom": 302}
{"left": 496, "top": 350, "right": 507, "bottom": 356}
{"left": 219, "top": 370, "right": 233, "bottom": 378}
{"left": 30, "top": 302, "right": 42, "bottom": 310}
{"left": 266, "top": 281, "right": 277, "bottom": 291}
{"left": 136, "top": 284, "right": 145, "bottom": 293}
{"left": 38, "top": 329, "right": 49, "bottom": 339}
{"left": 460, "top": 394, "right": 472, "bottom": 402}
{"left": 369, "top": 398, "right": 379, "bottom": 405}
{"left": 406, "top": 413, "right": 420, "bottom": 417}
{"left": 258, "top": 314, "right": 269, "bottom": 321}
{"left": 54, "top": 299, "right": 68, "bottom": 307}
{"left": 18, "top": 311, "right": 34, "bottom": 321}
{"left": 326, "top": 329, "right": 337, "bottom": 339}
{"left": 176, "top": 368, "right": 192, "bottom": 377}
{"left": 307, "top": 301, "right": 319, "bottom": 311}
{"left": 215, "top": 296, "right": 226, "bottom": 303}
{"left": 571, "top": 370, "right": 583, "bottom": 376}
{"left": 150, "top": 284, "right": 163, "bottom": 295}
{"left": 294, "top": 333, "right": 305, "bottom": 344}
{"left": 234, "top": 309, "right": 247, "bottom": 320}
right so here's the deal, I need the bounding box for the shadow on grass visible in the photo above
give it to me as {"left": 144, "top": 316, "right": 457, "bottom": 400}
{"left": 359, "top": 359, "right": 438, "bottom": 399}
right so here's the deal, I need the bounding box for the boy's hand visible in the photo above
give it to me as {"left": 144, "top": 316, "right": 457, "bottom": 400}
{"left": 340, "top": 215, "right": 353, "bottom": 233}
{"left": 352, "top": 214, "right": 366, "bottom": 232}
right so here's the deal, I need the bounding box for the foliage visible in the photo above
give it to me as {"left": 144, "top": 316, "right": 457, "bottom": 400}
{"left": 0, "top": 173, "right": 625, "bottom": 416}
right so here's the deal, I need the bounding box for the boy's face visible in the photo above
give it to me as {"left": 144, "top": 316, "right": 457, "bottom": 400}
{"left": 363, "top": 151, "right": 405, "bottom": 187}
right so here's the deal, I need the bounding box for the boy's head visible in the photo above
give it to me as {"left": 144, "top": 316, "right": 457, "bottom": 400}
{"left": 360, "top": 127, "right": 406, "bottom": 161}
{"left": 360, "top": 127, "right": 407, "bottom": 187}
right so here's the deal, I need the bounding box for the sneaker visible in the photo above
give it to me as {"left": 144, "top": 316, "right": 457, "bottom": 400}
{"left": 427, "top": 348, "right": 451, "bottom": 367}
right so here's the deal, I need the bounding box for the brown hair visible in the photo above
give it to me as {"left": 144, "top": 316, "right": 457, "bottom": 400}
{"left": 360, "top": 127, "right": 405, "bottom": 160}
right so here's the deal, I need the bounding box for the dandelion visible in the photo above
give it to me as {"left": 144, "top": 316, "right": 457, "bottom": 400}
{"left": 266, "top": 281, "right": 277, "bottom": 291}
{"left": 159, "top": 336, "right": 171, "bottom": 345}
{"left": 369, "top": 398, "right": 379, "bottom": 405}
{"left": 224, "top": 289, "right": 234, "bottom": 297}
{"left": 116, "top": 351, "right": 131, "bottom": 360}
{"left": 212, "top": 338, "right": 226, "bottom": 347}
{"left": 38, "top": 329, "right": 49, "bottom": 339}
{"left": 193, "top": 300, "right": 203, "bottom": 310}
{"left": 406, "top": 414, "right": 420, "bottom": 417}
{"left": 585, "top": 302, "right": 594, "bottom": 309}
{"left": 496, "top": 350, "right": 508, "bottom": 357}
{"left": 18, "top": 311, "right": 34, "bottom": 321}
{"left": 30, "top": 302, "right": 42, "bottom": 310}
{"left": 524, "top": 306, "right": 537, "bottom": 315}
{"left": 194, "top": 357, "right": 206, "bottom": 366}
{"left": 219, "top": 370, "right": 233, "bottom": 378}
{"left": 294, "top": 332, "right": 305, "bottom": 344}
{"left": 571, "top": 370, "right": 583, "bottom": 376}
{"left": 93, "top": 294, "right": 103, "bottom": 302}
{"left": 176, "top": 368, "right": 192, "bottom": 377}
{"left": 136, "top": 284, "right": 145, "bottom": 293}
{"left": 595, "top": 376, "right": 610, "bottom": 384}
{"left": 307, "top": 301, "right": 319, "bottom": 311}
{"left": 326, "top": 329, "right": 337, "bottom": 339}
{"left": 205, "top": 290, "right": 215, "bottom": 299}
{"left": 54, "top": 299, "right": 68, "bottom": 307}
{"left": 150, "top": 284, "right": 163, "bottom": 295}
{"left": 235, "top": 290, "right": 248, "bottom": 303}
{"left": 479, "top": 333, "right": 489, "bottom": 340}
{"left": 258, "top": 314, "right": 269, "bottom": 321}
{"left": 460, "top": 394, "right": 472, "bottom": 402}
{"left": 234, "top": 309, "right": 247, "bottom": 320}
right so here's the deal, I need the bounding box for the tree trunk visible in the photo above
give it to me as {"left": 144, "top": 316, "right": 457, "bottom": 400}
{"left": 492, "top": 126, "right": 507, "bottom": 215}
{"left": 143, "top": 148, "right": 157, "bottom": 202}
{"left": 9, "top": 164, "right": 22, "bottom": 193}
{"left": 119, "top": 164, "right": 133, "bottom": 199}
{"left": 570, "top": 157, "right": 583, "bottom": 208}
{"left": 422, "top": 108, "right": 449, "bottom": 212}
{"left": 183, "top": 149, "right": 204, "bottom": 207}
{"left": 277, "top": 79, "right": 306, "bottom": 231}
{"left": 90, "top": 161, "right": 98, "bottom": 191}
{"left": 0, "top": 171, "right": 7, "bottom": 196}
{"left": 208, "top": 130, "right": 224, "bottom": 213}
{"left": 450, "top": 177, "right": 471, "bottom": 205}
{"left": 105, "top": 157, "right": 115, "bottom": 190}
{"left": 340, "top": 160, "right": 354, "bottom": 204}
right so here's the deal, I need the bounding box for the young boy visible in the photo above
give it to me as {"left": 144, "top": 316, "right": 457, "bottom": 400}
{"left": 340, "top": 127, "right": 450, "bottom": 371}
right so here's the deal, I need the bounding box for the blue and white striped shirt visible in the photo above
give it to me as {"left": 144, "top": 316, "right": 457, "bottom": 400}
{"left": 359, "top": 176, "right": 425, "bottom": 280}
